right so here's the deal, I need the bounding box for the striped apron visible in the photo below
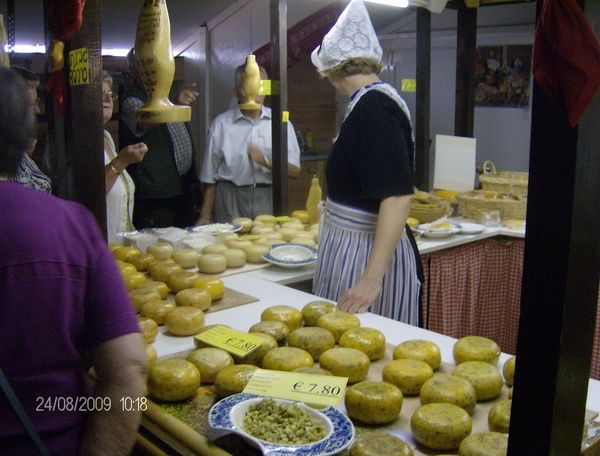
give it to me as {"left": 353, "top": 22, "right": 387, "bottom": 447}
{"left": 312, "top": 198, "right": 421, "bottom": 325}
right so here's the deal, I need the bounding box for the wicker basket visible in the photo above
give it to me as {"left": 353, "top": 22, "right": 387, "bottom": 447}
{"left": 479, "top": 161, "right": 529, "bottom": 196}
{"left": 409, "top": 205, "right": 449, "bottom": 224}
{"left": 456, "top": 190, "right": 527, "bottom": 220}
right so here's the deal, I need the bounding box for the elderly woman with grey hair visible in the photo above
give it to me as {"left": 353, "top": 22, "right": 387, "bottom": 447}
{"left": 102, "top": 70, "right": 148, "bottom": 242}
{"left": 310, "top": 0, "right": 423, "bottom": 325}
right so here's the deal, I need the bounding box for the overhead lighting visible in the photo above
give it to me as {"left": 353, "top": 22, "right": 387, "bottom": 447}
{"left": 3, "top": 45, "right": 132, "bottom": 57}
{"left": 364, "top": 0, "right": 448, "bottom": 13}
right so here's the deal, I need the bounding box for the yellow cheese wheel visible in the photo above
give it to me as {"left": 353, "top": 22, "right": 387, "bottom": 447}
{"left": 172, "top": 248, "right": 199, "bottom": 269}
{"left": 175, "top": 288, "right": 212, "bottom": 310}
{"left": 248, "top": 320, "right": 290, "bottom": 346}
{"left": 292, "top": 367, "right": 333, "bottom": 376}
{"left": 215, "top": 232, "right": 238, "bottom": 244}
{"left": 137, "top": 280, "right": 170, "bottom": 299}
{"left": 127, "top": 253, "right": 156, "bottom": 271}
{"left": 113, "top": 246, "right": 141, "bottom": 262}
{"left": 261, "top": 346, "right": 314, "bottom": 371}
{"left": 317, "top": 311, "right": 360, "bottom": 342}
{"left": 168, "top": 271, "right": 201, "bottom": 293}
{"left": 290, "top": 238, "right": 317, "bottom": 248}
{"left": 146, "top": 258, "right": 175, "bottom": 274}
{"left": 261, "top": 305, "right": 303, "bottom": 332}
{"left": 147, "top": 359, "right": 201, "bottom": 402}
{"left": 232, "top": 217, "right": 253, "bottom": 233}
{"left": 338, "top": 327, "right": 386, "bottom": 361}
{"left": 503, "top": 355, "right": 516, "bottom": 386}
{"left": 419, "top": 374, "right": 477, "bottom": 415}
{"left": 287, "top": 327, "right": 335, "bottom": 361}
{"left": 382, "top": 358, "right": 434, "bottom": 395}
{"left": 250, "top": 225, "right": 276, "bottom": 236}
{"left": 214, "top": 364, "right": 259, "bottom": 398}
{"left": 228, "top": 239, "right": 254, "bottom": 250}
{"left": 202, "top": 243, "right": 229, "bottom": 255}
{"left": 345, "top": 381, "right": 403, "bottom": 424}
{"left": 318, "top": 347, "right": 370, "bottom": 383}
{"left": 453, "top": 336, "right": 501, "bottom": 366}
{"left": 146, "top": 242, "right": 173, "bottom": 260}
{"left": 138, "top": 316, "right": 159, "bottom": 343}
{"left": 150, "top": 262, "right": 183, "bottom": 284}
{"left": 146, "top": 344, "right": 157, "bottom": 369}
{"left": 452, "top": 361, "right": 504, "bottom": 400}
{"left": 141, "top": 300, "right": 176, "bottom": 325}
{"left": 129, "top": 288, "right": 162, "bottom": 313}
{"left": 243, "top": 244, "right": 271, "bottom": 263}
{"left": 457, "top": 432, "right": 508, "bottom": 456}
{"left": 393, "top": 339, "right": 442, "bottom": 370}
{"left": 186, "top": 348, "right": 234, "bottom": 384}
{"left": 349, "top": 432, "right": 414, "bottom": 456}
{"left": 164, "top": 306, "right": 205, "bottom": 336}
{"left": 411, "top": 403, "right": 473, "bottom": 450}
{"left": 508, "top": 386, "right": 513, "bottom": 399}
{"left": 279, "top": 227, "right": 303, "bottom": 242}
{"left": 197, "top": 253, "right": 227, "bottom": 274}
{"left": 301, "top": 300, "right": 338, "bottom": 326}
{"left": 222, "top": 248, "right": 246, "bottom": 268}
{"left": 232, "top": 332, "right": 278, "bottom": 367}
{"left": 488, "top": 399, "right": 511, "bottom": 433}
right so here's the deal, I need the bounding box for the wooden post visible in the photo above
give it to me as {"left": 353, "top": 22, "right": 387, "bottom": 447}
{"left": 270, "top": 0, "right": 289, "bottom": 216}
{"left": 454, "top": 2, "right": 476, "bottom": 138}
{"left": 415, "top": 8, "right": 431, "bottom": 190}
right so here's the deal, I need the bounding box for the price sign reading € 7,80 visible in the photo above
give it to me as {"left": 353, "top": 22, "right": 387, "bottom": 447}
{"left": 193, "top": 325, "right": 266, "bottom": 358}
{"left": 243, "top": 369, "right": 348, "bottom": 407}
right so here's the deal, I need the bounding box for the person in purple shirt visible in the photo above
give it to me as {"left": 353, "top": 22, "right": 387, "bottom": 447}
{"left": 0, "top": 67, "right": 148, "bottom": 455}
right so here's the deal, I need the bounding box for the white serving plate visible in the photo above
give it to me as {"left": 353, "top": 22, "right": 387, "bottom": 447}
{"left": 458, "top": 222, "right": 487, "bottom": 235}
{"left": 262, "top": 243, "right": 318, "bottom": 269}
{"left": 417, "top": 221, "right": 461, "bottom": 238}
{"left": 209, "top": 393, "right": 354, "bottom": 456}
{"left": 189, "top": 223, "right": 242, "bottom": 235}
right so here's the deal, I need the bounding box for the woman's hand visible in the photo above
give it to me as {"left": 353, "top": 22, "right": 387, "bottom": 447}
{"left": 115, "top": 142, "right": 148, "bottom": 170}
{"left": 337, "top": 275, "right": 383, "bottom": 314}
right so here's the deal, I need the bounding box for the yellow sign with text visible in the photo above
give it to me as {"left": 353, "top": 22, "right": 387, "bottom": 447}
{"left": 243, "top": 369, "right": 348, "bottom": 407}
{"left": 194, "top": 325, "right": 265, "bottom": 357}
{"left": 69, "top": 48, "right": 89, "bottom": 86}
{"left": 402, "top": 79, "right": 417, "bottom": 92}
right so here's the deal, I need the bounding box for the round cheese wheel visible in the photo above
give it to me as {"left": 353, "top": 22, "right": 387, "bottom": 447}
{"left": 290, "top": 238, "right": 317, "bottom": 248}
{"left": 214, "top": 364, "right": 259, "bottom": 398}
{"left": 172, "top": 248, "right": 199, "bottom": 269}
{"left": 141, "top": 300, "right": 176, "bottom": 325}
{"left": 146, "top": 343, "right": 157, "bottom": 369}
{"left": 113, "top": 246, "right": 141, "bottom": 262}
{"left": 420, "top": 374, "right": 477, "bottom": 415}
{"left": 301, "top": 300, "right": 337, "bottom": 326}
{"left": 175, "top": 288, "right": 212, "bottom": 310}
{"left": 318, "top": 347, "right": 370, "bottom": 383}
{"left": 202, "top": 243, "right": 229, "bottom": 255}
{"left": 107, "top": 242, "right": 122, "bottom": 252}
{"left": 453, "top": 336, "right": 501, "bottom": 366}
{"left": 164, "top": 306, "right": 205, "bottom": 336}
{"left": 279, "top": 228, "right": 303, "bottom": 242}
{"left": 345, "top": 381, "right": 403, "bottom": 424}
{"left": 287, "top": 327, "right": 335, "bottom": 361}
{"left": 411, "top": 403, "right": 473, "bottom": 450}
{"left": 150, "top": 262, "right": 183, "bottom": 284}
{"left": 264, "top": 231, "right": 283, "bottom": 241}
{"left": 138, "top": 316, "right": 159, "bottom": 343}
{"left": 215, "top": 232, "right": 238, "bottom": 244}
{"left": 146, "top": 242, "right": 173, "bottom": 260}
{"left": 168, "top": 271, "right": 201, "bottom": 293}
{"left": 227, "top": 239, "right": 253, "bottom": 250}
{"left": 129, "top": 288, "right": 162, "bottom": 313}
{"left": 232, "top": 332, "right": 278, "bottom": 367}
{"left": 186, "top": 348, "right": 234, "bottom": 384}
{"left": 250, "top": 225, "right": 276, "bottom": 236}
{"left": 138, "top": 280, "right": 170, "bottom": 299}
{"left": 197, "top": 253, "right": 227, "bottom": 274}
{"left": 292, "top": 367, "right": 333, "bottom": 376}
{"left": 248, "top": 320, "right": 290, "bottom": 345}
{"left": 452, "top": 361, "right": 504, "bottom": 400}
{"left": 147, "top": 359, "right": 201, "bottom": 402}
{"left": 128, "top": 253, "right": 156, "bottom": 271}
{"left": 146, "top": 258, "right": 175, "bottom": 274}
{"left": 488, "top": 399, "right": 511, "bottom": 433}
{"left": 349, "top": 432, "right": 414, "bottom": 456}
{"left": 338, "top": 327, "right": 386, "bottom": 361}
{"left": 317, "top": 311, "right": 360, "bottom": 342}
{"left": 503, "top": 355, "right": 516, "bottom": 386}
{"left": 244, "top": 244, "right": 270, "bottom": 263}
{"left": 458, "top": 432, "right": 508, "bottom": 456}
{"left": 232, "top": 217, "right": 253, "bottom": 233}
{"left": 261, "top": 305, "right": 303, "bottom": 332}
{"left": 393, "top": 339, "right": 442, "bottom": 370}
{"left": 261, "top": 346, "right": 314, "bottom": 371}
{"left": 280, "top": 220, "right": 305, "bottom": 230}
{"left": 382, "top": 358, "right": 434, "bottom": 395}
{"left": 508, "top": 386, "right": 513, "bottom": 399}
{"left": 222, "top": 248, "right": 246, "bottom": 268}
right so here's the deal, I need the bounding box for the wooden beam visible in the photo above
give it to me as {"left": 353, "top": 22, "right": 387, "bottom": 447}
{"left": 415, "top": 8, "right": 431, "bottom": 191}
{"left": 454, "top": 2, "right": 476, "bottom": 137}
{"left": 270, "top": 0, "right": 289, "bottom": 216}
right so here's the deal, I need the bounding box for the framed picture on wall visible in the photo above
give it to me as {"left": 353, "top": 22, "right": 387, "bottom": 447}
{"left": 475, "top": 45, "right": 532, "bottom": 108}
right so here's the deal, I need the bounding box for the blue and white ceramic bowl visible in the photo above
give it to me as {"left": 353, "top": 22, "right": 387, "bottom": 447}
{"left": 262, "top": 244, "right": 318, "bottom": 269}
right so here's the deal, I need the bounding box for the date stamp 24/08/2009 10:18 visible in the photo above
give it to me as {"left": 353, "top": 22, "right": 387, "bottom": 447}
{"left": 35, "top": 396, "right": 148, "bottom": 412}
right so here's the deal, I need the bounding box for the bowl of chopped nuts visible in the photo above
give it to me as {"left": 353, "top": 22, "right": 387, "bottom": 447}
{"left": 209, "top": 393, "right": 354, "bottom": 455}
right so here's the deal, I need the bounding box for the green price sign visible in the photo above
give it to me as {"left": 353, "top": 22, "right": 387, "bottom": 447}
{"left": 402, "top": 79, "right": 417, "bottom": 92}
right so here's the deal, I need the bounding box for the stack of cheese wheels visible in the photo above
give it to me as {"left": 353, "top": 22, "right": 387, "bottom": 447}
{"left": 457, "top": 432, "right": 508, "bottom": 455}
{"left": 393, "top": 339, "right": 442, "bottom": 370}
{"left": 488, "top": 399, "right": 512, "bottom": 433}
{"left": 349, "top": 432, "right": 414, "bottom": 456}
{"left": 319, "top": 347, "right": 370, "bottom": 383}
{"left": 261, "top": 346, "right": 314, "bottom": 371}
{"left": 317, "top": 311, "right": 360, "bottom": 342}
{"left": 345, "top": 381, "right": 403, "bottom": 424}
{"left": 301, "top": 300, "right": 338, "bottom": 326}
{"left": 453, "top": 336, "right": 501, "bottom": 366}
{"left": 382, "top": 358, "right": 434, "bottom": 395}
{"left": 147, "top": 359, "right": 201, "bottom": 402}
{"left": 338, "top": 327, "right": 386, "bottom": 361}
{"left": 419, "top": 374, "right": 477, "bottom": 415}
{"left": 411, "top": 403, "right": 473, "bottom": 450}
{"left": 261, "top": 305, "right": 303, "bottom": 332}
{"left": 452, "top": 361, "right": 504, "bottom": 400}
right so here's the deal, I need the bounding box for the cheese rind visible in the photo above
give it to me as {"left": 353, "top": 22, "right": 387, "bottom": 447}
{"left": 452, "top": 361, "right": 504, "bottom": 400}
{"left": 186, "top": 347, "right": 234, "bottom": 384}
{"left": 349, "top": 432, "right": 414, "bottom": 456}
{"left": 488, "top": 399, "right": 512, "bottom": 433}
{"left": 453, "top": 336, "right": 501, "bottom": 366}
{"left": 317, "top": 311, "right": 360, "bottom": 342}
{"left": 338, "top": 327, "right": 386, "bottom": 361}
{"left": 147, "top": 359, "right": 201, "bottom": 402}
{"left": 503, "top": 355, "right": 516, "bottom": 386}
{"left": 249, "top": 320, "right": 290, "bottom": 346}
{"left": 319, "top": 347, "right": 370, "bottom": 383}
{"left": 301, "top": 300, "right": 337, "bottom": 326}
{"left": 214, "top": 364, "right": 259, "bottom": 397}
{"left": 345, "top": 381, "right": 403, "bottom": 424}
{"left": 382, "top": 358, "right": 434, "bottom": 395}
{"left": 411, "top": 403, "right": 472, "bottom": 450}
{"left": 287, "top": 327, "right": 335, "bottom": 361}
{"left": 261, "top": 346, "right": 314, "bottom": 371}
{"left": 261, "top": 305, "right": 303, "bottom": 332}
{"left": 420, "top": 374, "right": 477, "bottom": 415}
{"left": 393, "top": 339, "right": 442, "bottom": 370}
{"left": 457, "top": 431, "right": 508, "bottom": 456}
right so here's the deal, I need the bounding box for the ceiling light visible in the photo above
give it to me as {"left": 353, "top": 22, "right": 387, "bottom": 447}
{"left": 364, "top": 0, "right": 448, "bottom": 13}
